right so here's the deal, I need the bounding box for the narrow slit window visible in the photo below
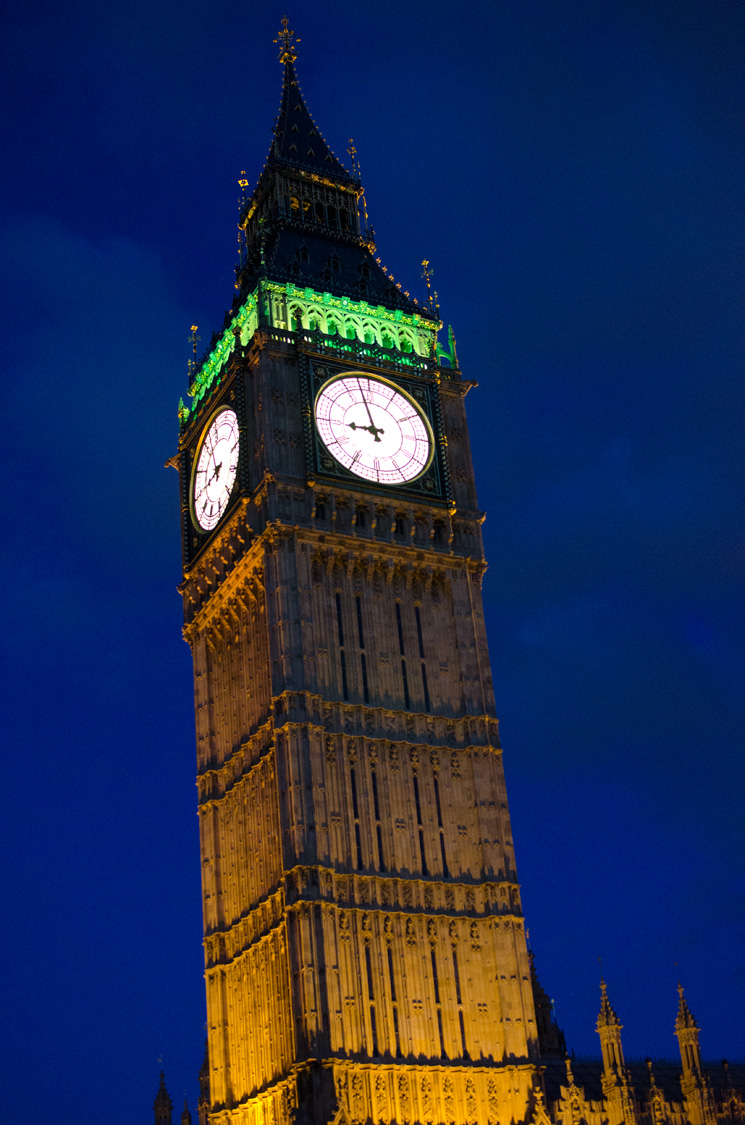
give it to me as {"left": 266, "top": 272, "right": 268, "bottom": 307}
{"left": 372, "top": 770, "right": 381, "bottom": 821}
{"left": 415, "top": 605, "right": 425, "bottom": 658}
{"left": 350, "top": 766, "right": 359, "bottom": 819}
{"left": 433, "top": 775, "right": 443, "bottom": 827}
{"left": 395, "top": 603, "right": 405, "bottom": 655}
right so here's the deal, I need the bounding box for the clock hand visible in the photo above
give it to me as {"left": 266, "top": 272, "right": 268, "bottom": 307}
{"left": 348, "top": 420, "right": 385, "bottom": 442}
{"left": 356, "top": 379, "right": 386, "bottom": 436}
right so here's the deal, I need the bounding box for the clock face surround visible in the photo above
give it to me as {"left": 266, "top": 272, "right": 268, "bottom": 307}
{"left": 314, "top": 373, "right": 433, "bottom": 485}
{"left": 190, "top": 407, "right": 240, "bottom": 532}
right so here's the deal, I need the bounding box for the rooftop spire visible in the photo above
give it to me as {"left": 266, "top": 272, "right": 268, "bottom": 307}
{"left": 676, "top": 981, "right": 699, "bottom": 1031}
{"left": 273, "top": 16, "right": 300, "bottom": 65}
{"left": 597, "top": 977, "right": 622, "bottom": 1029}
{"left": 153, "top": 1071, "right": 173, "bottom": 1125}
{"left": 267, "top": 43, "right": 355, "bottom": 183}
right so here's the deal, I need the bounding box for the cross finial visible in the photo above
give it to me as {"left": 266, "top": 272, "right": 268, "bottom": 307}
{"left": 274, "top": 17, "right": 299, "bottom": 64}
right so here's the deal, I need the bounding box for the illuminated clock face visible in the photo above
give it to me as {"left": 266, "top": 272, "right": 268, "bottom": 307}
{"left": 191, "top": 408, "right": 240, "bottom": 532}
{"left": 314, "top": 374, "right": 433, "bottom": 484}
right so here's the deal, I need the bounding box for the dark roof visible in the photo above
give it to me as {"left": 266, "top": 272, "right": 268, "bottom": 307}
{"left": 262, "top": 228, "right": 429, "bottom": 316}
{"left": 267, "top": 60, "right": 356, "bottom": 184}
{"left": 542, "top": 1058, "right": 745, "bottom": 1108}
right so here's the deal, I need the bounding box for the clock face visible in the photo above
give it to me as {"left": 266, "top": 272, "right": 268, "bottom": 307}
{"left": 191, "top": 408, "right": 240, "bottom": 532}
{"left": 314, "top": 374, "right": 433, "bottom": 484}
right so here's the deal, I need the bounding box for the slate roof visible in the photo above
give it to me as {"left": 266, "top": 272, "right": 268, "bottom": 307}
{"left": 262, "top": 228, "right": 431, "bottom": 317}
{"left": 266, "top": 60, "right": 356, "bottom": 184}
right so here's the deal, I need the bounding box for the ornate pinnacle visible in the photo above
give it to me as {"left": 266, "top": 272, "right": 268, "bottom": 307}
{"left": 347, "top": 138, "right": 358, "bottom": 175}
{"left": 274, "top": 17, "right": 300, "bottom": 64}
{"left": 421, "top": 259, "right": 435, "bottom": 309}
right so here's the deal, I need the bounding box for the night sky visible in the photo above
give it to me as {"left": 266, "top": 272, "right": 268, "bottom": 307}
{"left": 1, "top": 3, "right": 743, "bottom": 1122}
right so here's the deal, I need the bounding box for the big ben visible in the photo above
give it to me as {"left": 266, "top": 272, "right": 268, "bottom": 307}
{"left": 176, "top": 22, "right": 540, "bottom": 1125}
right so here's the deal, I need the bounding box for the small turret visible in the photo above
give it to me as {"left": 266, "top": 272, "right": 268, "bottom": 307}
{"left": 181, "top": 1096, "right": 192, "bottom": 1125}
{"left": 675, "top": 984, "right": 716, "bottom": 1125}
{"left": 595, "top": 978, "right": 635, "bottom": 1125}
{"left": 596, "top": 977, "right": 626, "bottom": 1077}
{"left": 153, "top": 1071, "right": 173, "bottom": 1125}
{"left": 675, "top": 982, "right": 703, "bottom": 1078}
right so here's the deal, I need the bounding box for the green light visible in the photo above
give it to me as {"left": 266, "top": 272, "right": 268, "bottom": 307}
{"left": 180, "top": 281, "right": 443, "bottom": 425}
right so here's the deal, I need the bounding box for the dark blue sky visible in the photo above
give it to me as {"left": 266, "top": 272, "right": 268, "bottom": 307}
{"left": 1, "top": 3, "right": 743, "bottom": 1122}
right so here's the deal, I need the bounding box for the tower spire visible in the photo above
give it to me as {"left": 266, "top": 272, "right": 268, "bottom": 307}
{"left": 265, "top": 43, "right": 355, "bottom": 183}
{"left": 595, "top": 978, "right": 635, "bottom": 1125}
{"left": 153, "top": 1071, "right": 173, "bottom": 1125}
{"left": 675, "top": 984, "right": 717, "bottom": 1125}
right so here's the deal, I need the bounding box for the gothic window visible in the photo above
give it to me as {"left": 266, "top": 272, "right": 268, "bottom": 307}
{"left": 289, "top": 262, "right": 300, "bottom": 278}
{"left": 396, "top": 602, "right": 411, "bottom": 711}
{"left": 394, "top": 515, "right": 405, "bottom": 537}
{"left": 335, "top": 591, "right": 349, "bottom": 702}
{"left": 386, "top": 944, "right": 401, "bottom": 1055}
{"left": 363, "top": 324, "right": 374, "bottom": 342}
{"left": 315, "top": 201, "right": 325, "bottom": 222}
{"left": 315, "top": 499, "right": 326, "bottom": 520}
{"left": 290, "top": 196, "right": 300, "bottom": 217}
{"left": 359, "top": 263, "right": 371, "bottom": 279}
{"left": 356, "top": 593, "right": 370, "bottom": 707}
{"left": 339, "top": 208, "right": 349, "bottom": 230}
{"left": 381, "top": 331, "right": 394, "bottom": 349}
{"left": 297, "top": 246, "right": 310, "bottom": 264}
{"left": 327, "top": 206, "right": 338, "bottom": 229}
{"left": 359, "top": 281, "right": 369, "bottom": 298}
{"left": 412, "top": 771, "right": 427, "bottom": 875}
{"left": 355, "top": 507, "right": 366, "bottom": 529}
{"left": 349, "top": 762, "right": 363, "bottom": 870}
{"left": 433, "top": 520, "right": 445, "bottom": 544}
{"left": 329, "top": 255, "right": 341, "bottom": 272}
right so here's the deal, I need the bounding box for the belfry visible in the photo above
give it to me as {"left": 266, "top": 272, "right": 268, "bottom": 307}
{"left": 176, "top": 20, "right": 541, "bottom": 1125}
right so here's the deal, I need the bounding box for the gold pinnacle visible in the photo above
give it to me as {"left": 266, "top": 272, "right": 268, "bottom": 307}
{"left": 274, "top": 16, "right": 299, "bottom": 64}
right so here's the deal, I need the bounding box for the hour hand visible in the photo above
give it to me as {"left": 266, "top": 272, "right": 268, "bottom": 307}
{"left": 349, "top": 420, "right": 384, "bottom": 442}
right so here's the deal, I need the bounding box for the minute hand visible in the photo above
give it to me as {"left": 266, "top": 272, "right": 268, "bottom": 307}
{"left": 358, "top": 388, "right": 384, "bottom": 441}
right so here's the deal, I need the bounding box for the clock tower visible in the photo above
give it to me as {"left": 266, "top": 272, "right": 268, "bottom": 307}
{"left": 177, "top": 23, "right": 539, "bottom": 1125}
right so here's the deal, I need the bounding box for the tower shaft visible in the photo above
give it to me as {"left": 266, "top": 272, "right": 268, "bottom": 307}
{"left": 178, "top": 42, "right": 539, "bottom": 1125}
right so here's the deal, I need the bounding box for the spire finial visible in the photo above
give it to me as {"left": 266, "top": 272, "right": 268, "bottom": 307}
{"left": 347, "top": 138, "right": 358, "bottom": 176}
{"left": 274, "top": 17, "right": 300, "bottom": 64}
{"left": 188, "top": 325, "right": 200, "bottom": 377}
{"left": 421, "top": 260, "right": 435, "bottom": 310}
